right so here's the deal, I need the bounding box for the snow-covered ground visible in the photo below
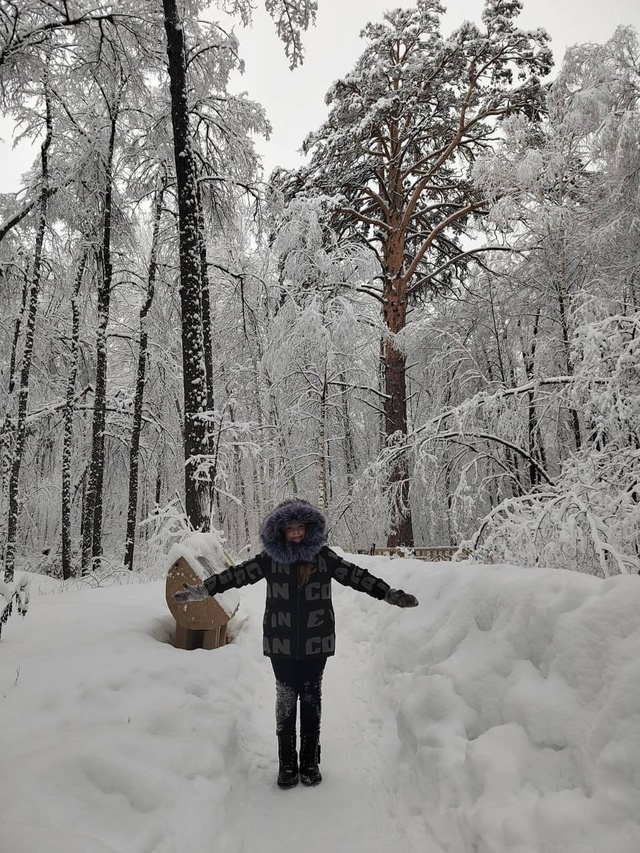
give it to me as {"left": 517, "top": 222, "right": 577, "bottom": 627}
{"left": 1, "top": 555, "right": 640, "bottom": 853}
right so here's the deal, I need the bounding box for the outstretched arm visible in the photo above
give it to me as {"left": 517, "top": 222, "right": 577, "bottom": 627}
{"left": 174, "top": 554, "right": 266, "bottom": 602}
{"left": 326, "top": 548, "right": 418, "bottom": 606}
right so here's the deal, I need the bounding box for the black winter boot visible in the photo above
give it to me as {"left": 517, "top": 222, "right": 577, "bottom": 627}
{"left": 299, "top": 734, "right": 322, "bottom": 786}
{"left": 277, "top": 734, "right": 299, "bottom": 789}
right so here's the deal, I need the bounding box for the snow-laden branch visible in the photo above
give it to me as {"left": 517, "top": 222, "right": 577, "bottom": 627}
{"left": 459, "top": 483, "right": 640, "bottom": 578}
{"left": 0, "top": 575, "right": 30, "bottom": 639}
{"left": 421, "top": 430, "right": 555, "bottom": 485}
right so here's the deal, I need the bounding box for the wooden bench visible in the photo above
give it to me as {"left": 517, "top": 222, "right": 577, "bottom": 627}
{"left": 165, "top": 556, "right": 238, "bottom": 650}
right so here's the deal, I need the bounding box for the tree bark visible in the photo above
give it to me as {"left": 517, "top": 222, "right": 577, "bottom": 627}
{"left": 124, "top": 182, "right": 165, "bottom": 571}
{"left": 555, "top": 267, "right": 582, "bottom": 451}
{"left": 81, "top": 97, "right": 119, "bottom": 574}
{"left": 382, "top": 265, "right": 414, "bottom": 546}
{"left": 61, "top": 249, "right": 88, "bottom": 580}
{"left": 340, "top": 372, "right": 356, "bottom": 491}
{"left": 318, "top": 367, "right": 329, "bottom": 511}
{"left": 163, "top": 0, "right": 212, "bottom": 531}
{"left": 3, "top": 84, "right": 53, "bottom": 582}
{"left": 0, "top": 266, "right": 29, "bottom": 540}
{"left": 197, "top": 182, "right": 215, "bottom": 418}
{"left": 521, "top": 309, "right": 547, "bottom": 489}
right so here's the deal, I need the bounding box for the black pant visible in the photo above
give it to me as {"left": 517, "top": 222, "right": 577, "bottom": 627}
{"left": 271, "top": 658, "right": 327, "bottom": 737}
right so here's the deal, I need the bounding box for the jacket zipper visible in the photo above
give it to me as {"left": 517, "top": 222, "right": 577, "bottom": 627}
{"left": 296, "top": 564, "right": 300, "bottom": 658}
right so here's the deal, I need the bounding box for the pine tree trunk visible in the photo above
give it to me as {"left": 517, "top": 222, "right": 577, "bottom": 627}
{"left": 124, "top": 183, "right": 165, "bottom": 571}
{"left": 3, "top": 86, "right": 53, "bottom": 583}
{"left": 61, "top": 249, "right": 88, "bottom": 580}
{"left": 163, "top": 0, "right": 212, "bottom": 531}
{"left": 81, "top": 103, "right": 118, "bottom": 574}
{"left": 382, "top": 270, "right": 414, "bottom": 547}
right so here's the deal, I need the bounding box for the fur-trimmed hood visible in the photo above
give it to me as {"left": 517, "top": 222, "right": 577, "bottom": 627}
{"left": 260, "top": 499, "right": 327, "bottom": 563}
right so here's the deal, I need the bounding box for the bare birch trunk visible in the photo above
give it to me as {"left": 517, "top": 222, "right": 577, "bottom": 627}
{"left": 340, "top": 372, "right": 356, "bottom": 491}
{"left": 318, "top": 368, "right": 329, "bottom": 511}
{"left": 521, "top": 309, "right": 548, "bottom": 489}
{"left": 0, "top": 267, "right": 29, "bottom": 552}
{"left": 124, "top": 182, "right": 165, "bottom": 570}
{"left": 61, "top": 249, "right": 88, "bottom": 580}
{"left": 555, "top": 270, "right": 582, "bottom": 451}
{"left": 4, "top": 85, "right": 53, "bottom": 582}
{"left": 81, "top": 99, "right": 119, "bottom": 574}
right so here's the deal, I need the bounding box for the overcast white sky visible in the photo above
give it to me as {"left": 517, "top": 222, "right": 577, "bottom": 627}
{"left": 1, "top": 0, "right": 639, "bottom": 192}
{"left": 236, "top": 0, "right": 640, "bottom": 176}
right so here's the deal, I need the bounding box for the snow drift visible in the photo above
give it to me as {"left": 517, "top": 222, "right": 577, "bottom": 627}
{"left": 1, "top": 556, "right": 639, "bottom": 853}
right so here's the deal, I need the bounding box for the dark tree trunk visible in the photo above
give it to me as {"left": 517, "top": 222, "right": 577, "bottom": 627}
{"left": 0, "top": 266, "right": 29, "bottom": 535}
{"left": 383, "top": 340, "right": 413, "bottom": 547}
{"left": 124, "top": 182, "right": 165, "bottom": 571}
{"left": 379, "top": 145, "right": 414, "bottom": 547}
{"left": 7, "top": 273, "right": 28, "bottom": 399}
{"left": 383, "top": 269, "right": 414, "bottom": 547}
{"left": 318, "top": 368, "right": 329, "bottom": 511}
{"left": 4, "top": 86, "right": 53, "bottom": 583}
{"left": 81, "top": 102, "right": 118, "bottom": 574}
{"left": 61, "top": 249, "right": 88, "bottom": 580}
{"left": 197, "top": 182, "right": 215, "bottom": 417}
{"left": 340, "top": 372, "right": 356, "bottom": 491}
{"left": 522, "top": 310, "right": 547, "bottom": 489}
{"left": 163, "top": 0, "right": 212, "bottom": 531}
{"left": 556, "top": 277, "right": 582, "bottom": 451}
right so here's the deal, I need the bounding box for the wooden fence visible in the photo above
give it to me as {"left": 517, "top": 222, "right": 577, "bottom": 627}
{"left": 355, "top": 545, "right": 463, "bottom": 561}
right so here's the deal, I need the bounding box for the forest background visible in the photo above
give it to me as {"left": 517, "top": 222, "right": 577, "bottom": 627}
{"left": 1, "top": 0, "right": 640, "bottom": 585}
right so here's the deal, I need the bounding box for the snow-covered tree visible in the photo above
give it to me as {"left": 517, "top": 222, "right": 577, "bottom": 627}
{"left": 414, "top": 26, "right": 640, "bottom": 573}
{"left": 279, "top": 0, "right": 552, "bottom": 545}
{"left": 0, "top": 0, "right": 311, "bottom": 574}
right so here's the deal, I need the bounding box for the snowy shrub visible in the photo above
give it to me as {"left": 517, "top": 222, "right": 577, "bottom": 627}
{"left": 459, "top": 475, "right": 640, "bottom": 577}
{"left": 0, "top": 575, "right": 30, "bottom": 639}
{"left": 138, "top": 500, "right": 199, "bottom": 578}
{"left": 455, "top": 308, "right": 640, "bottom": 576}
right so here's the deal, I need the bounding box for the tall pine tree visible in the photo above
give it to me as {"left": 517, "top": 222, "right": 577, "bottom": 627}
{"left": 280, "top": 0, "right": 552, "bottom": 545}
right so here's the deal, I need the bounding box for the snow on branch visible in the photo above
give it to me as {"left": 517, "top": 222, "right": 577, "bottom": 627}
{"left": 458, "top": 473, "right": 640, "bottom": 577}
{"left": 0, "top": 576, "right": 30, "bottom": 640}
{"left": 368, "top": 304, "right": 640, "bottom": 575}
{"left": 263, "top": 0, "right": 318, "bottom": 68}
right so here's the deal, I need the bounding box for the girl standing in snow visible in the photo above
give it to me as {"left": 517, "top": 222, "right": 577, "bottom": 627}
{"left": 174, "top": 499, "right": 418, "bottom": 789}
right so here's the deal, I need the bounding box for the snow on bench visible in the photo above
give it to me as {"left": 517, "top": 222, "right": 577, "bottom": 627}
{"left": 165, "top": 532, "right": 240, "bottom": 651}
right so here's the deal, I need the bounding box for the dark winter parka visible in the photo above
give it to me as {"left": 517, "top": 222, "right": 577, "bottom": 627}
{"left": 202, "top": 500, "right": 390, "bottom": 659}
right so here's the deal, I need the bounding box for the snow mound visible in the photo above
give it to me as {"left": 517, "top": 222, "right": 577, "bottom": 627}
{"left": 360, "top": 559, "right": 640, "bottom": 853}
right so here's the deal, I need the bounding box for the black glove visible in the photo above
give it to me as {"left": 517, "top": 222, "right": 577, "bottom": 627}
{"left": 385, "top": 588, "right": 418, "bottom": 608}
{"left": 174, "top": 582, "right": 208, "bottom": 603}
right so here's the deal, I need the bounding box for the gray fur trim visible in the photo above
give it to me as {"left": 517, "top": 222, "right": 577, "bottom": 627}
{"left": 260, "top": 500, "right": 327, "bottom": 563}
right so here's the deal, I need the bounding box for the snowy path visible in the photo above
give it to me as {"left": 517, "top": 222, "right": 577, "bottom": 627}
{"left": 6, "top": 559, "right": 639, "bottom": 852}
{"left": 228, "top": 582, "right": 433, "bottom": 853}
{"left": 1, "top": 573, "right": 437, "bottom": 853}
